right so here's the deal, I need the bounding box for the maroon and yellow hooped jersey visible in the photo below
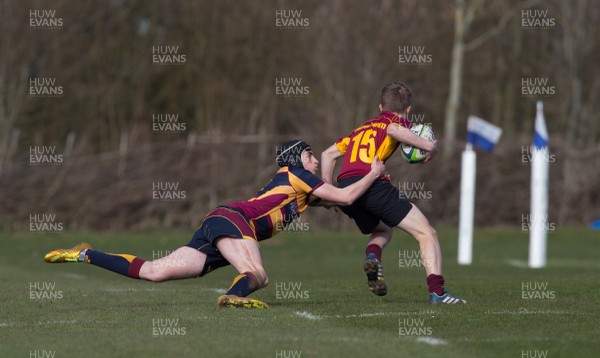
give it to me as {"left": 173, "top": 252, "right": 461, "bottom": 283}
{"left": 335, "top": 111, "right": 411, "bottom": 182}
{"left": 227, "top": 166, "right": 323, "bottom": 241}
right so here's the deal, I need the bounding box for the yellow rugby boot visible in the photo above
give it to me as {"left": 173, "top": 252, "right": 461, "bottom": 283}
{"left": 217, "top": 294, "right": 270, "bottom": 309}
{"left": 44, "top": 242, "right": 93, "bottom": 263}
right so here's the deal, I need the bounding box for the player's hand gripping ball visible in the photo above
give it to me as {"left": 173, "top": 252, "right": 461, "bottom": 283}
{"left": 401, "top": 124, "right": 435, "bottom": 164}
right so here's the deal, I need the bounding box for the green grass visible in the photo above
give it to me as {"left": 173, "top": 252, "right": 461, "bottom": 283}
{"left": 1, "top": 227, "right": 599, "bottom": 357}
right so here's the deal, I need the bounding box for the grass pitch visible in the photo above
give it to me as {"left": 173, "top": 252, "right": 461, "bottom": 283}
{"left": 1, "top": 227, "right": 599, "bottom": 357}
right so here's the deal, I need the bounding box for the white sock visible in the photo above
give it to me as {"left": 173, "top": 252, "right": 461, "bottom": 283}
{"left": 78, "top": 248, "right": 88, "bottom": 262}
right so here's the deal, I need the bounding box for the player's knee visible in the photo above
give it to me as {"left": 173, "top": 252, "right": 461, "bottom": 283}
{"left": 377, "top": 229, "right": 393, "bottom": 242}
{"left": 413, "top": 225, "right": 437, "bottom": 242}
{"left": 144, "top": 273, "right": 164, "bottom": 282}
{"left": 426, "top": 225, "right": 437, "bottom": 239}
{"left": 143, "top": 265, "right": 170, "bottom": 282}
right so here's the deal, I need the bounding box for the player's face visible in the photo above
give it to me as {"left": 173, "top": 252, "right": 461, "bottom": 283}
{"left": 301, "top": 149, "right": 319, "bottom": 174}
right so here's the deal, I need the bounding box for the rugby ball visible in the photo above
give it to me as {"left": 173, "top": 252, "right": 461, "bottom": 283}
{"left": 401, "top": 124, "right": 435, "bottom": 163}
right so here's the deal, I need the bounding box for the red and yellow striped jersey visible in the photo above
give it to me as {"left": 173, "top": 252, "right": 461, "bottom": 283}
{"left": 335, "top": 111, "right": 411, "bottom": 181}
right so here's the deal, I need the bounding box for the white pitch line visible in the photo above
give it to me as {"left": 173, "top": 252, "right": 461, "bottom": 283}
{"left": 102, "top": 287, "right": 159, "bottom": 292}
{"left": 416, "top": 336, "right": 448, "bottom": 346}
{"left": 293, "top": 310, "right": 440, "bottom": 321}
{"left": 37, "top": 319, "right": 78, "bottom": 325}
{"left": 58, "top": 272, "right": 87, "bottom": 279}
{"left": 294, "top": 311, "right": 321, "bottom": 320}
{"left": 456, "top": 336, "right": 552, "bottom": 343}
{"left": 505, "top": 259, "right": 529, "bottom": 268}
{"left": 329, "top": 311, "right": 438, "bottom": 319}
{"left": 208, "top": 288, "right": 227, "bottom": 294}
{"left": 358, "top": 312, "right": 387, "bottom": 318}
{"left": 330, "top": 312, "right": 387, "bottom": 318}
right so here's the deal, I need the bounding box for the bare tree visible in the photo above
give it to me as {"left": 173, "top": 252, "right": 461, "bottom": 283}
{"left": 558, "top": 0, "right": 589, "bottom": 223}
{"left": 443, "top": 0, "right": 480, "bottom": 158}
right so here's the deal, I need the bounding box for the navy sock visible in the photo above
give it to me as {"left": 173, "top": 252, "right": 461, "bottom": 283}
{"left": 85, "top": 250, "right": 145, "bottom": 279}
{"left": 226, "top": 272, "right": 259, "bottom": 297}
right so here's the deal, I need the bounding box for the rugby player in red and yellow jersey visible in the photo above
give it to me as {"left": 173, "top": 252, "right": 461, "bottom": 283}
{"left": 321, "top": 82, "right": 467, "bottom": 304}
{"left": 43, "top": 140, "right": 385, "bottom": 308}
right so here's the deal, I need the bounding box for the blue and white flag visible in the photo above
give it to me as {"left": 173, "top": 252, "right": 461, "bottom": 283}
{"left": 533, "top": 101, "right": 549, "bottom": 149}
{"left": 467, "top": 116, "right": 503, "bottom": 152}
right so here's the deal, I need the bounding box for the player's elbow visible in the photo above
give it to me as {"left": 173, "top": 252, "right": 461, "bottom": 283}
{"left": 321, "top": 151, "right": 333, "bottom": 164}
{"left": 333, "top": 188, "right": 357, "bottom": 206}
{"left": 387, "top": 124, "right": 399, "bottom": 137}
{"left": 314, "top": 185, "right": 354, "bottom": 206}
{"left": 336, "top": 195, "right": 353, "bottom": 206}
{"left": 323, "top": 145, "right": 342, "bottom": 159}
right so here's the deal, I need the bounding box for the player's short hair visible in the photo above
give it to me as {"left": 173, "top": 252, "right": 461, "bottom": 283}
{"left": 276, "top": 140, "right": 311, "bottom": 168}
{"left": 381, "top": 82, "right": 412, "bottom": 113}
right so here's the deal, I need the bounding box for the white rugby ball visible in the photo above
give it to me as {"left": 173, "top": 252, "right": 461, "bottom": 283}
{"left": 401, "top": 124, "right": 435, "bottom": 163}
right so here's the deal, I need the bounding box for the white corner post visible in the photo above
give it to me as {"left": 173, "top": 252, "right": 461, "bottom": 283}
{"left": 458, "top": 143, "right": 476, "bottom": 265}
{"left": 528, "top": 102, "right": 549, "bottom": 268}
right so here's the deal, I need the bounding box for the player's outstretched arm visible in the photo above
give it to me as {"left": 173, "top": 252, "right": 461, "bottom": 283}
{"left": 320, "top": 144, "right": 343, "bottom": 184}
{"left": 312, "top": 156, "right": 385, "bottom": 205}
